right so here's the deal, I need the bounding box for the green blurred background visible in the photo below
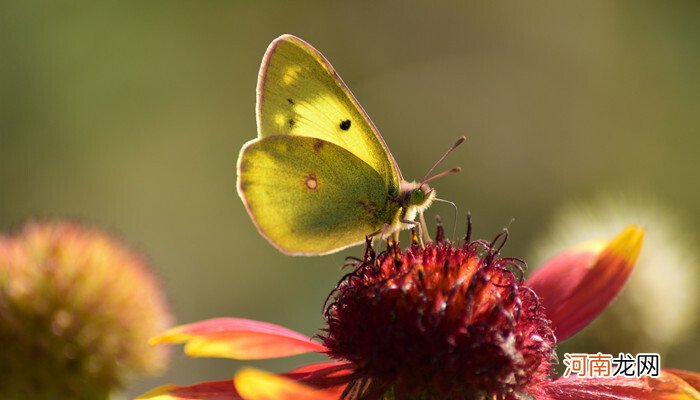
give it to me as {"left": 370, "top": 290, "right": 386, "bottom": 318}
{"left": 1, "top": 1, "right": 698, "bottom": 396}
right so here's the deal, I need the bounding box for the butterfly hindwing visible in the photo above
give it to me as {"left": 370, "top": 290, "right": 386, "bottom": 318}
{"left": 256, "top": 35, "right": 402, "bottom": 194}
{"left": 237, "top": 135, "right": 396, "bottom": 255}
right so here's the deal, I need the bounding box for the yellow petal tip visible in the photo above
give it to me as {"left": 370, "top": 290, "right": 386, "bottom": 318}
{"left": 606, "top": 224, "right": 645, "bottom": 265}
{"left": 148, "top": 326, "right": 189, "bottom": 346}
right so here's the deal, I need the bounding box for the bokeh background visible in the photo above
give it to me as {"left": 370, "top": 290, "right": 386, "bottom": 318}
{"left": 1, "top": 1, "right": 698, "bottom": 397}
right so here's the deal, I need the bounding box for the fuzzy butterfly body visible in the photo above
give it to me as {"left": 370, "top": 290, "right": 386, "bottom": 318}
{"left": 237, "top": 35, "right": 437, "bottom": 255}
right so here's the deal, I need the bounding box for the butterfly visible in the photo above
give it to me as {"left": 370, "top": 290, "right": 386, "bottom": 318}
{"left": 237, "top": 34, "right": 462, "bottom": 256}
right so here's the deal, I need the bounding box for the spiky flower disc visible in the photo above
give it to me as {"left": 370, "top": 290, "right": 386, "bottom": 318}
{"left": 322, "top": 227, "right": 556, "bottom": 399}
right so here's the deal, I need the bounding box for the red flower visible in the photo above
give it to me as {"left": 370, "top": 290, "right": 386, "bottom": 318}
{"left": 138, "top": 223, "right": 700, "bottom": 400}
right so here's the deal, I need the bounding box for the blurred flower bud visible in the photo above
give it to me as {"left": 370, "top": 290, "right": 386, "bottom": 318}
{"left": 0, "top": 220, "right": 173, "bottom": 399}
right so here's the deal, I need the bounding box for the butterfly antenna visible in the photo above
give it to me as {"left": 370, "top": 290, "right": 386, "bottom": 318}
{"left": 420, "top": 136, "right": 466, "bottom": 184}
{"left": 434, "top": 198, "right": 458, "bottom": 240}
{"left": 422, "top": 167, "right": 462, "bottom": 185}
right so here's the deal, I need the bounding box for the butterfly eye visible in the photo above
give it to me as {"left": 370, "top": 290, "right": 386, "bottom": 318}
{"left": 410, "top": 188, "right": 426, "bottom": 204}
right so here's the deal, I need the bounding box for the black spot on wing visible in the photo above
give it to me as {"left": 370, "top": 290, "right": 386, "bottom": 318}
{"left": 340, "top": 119, "right": 351, "bottom": 131}
{"left": 287, "top": 98, "right": 295, "bottom": 105}
{"left": 288, "top": 118, "right": 295, "bottom": 127}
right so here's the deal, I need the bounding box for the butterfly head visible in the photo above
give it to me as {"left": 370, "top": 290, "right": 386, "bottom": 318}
{"left": 410, "top": 185, "right": 434, "bottom": 207}
{"left": 399, "top": 181, "right": 437, "bottom": 218}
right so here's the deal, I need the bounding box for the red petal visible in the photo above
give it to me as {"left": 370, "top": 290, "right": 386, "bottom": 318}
{"left": 136, "top": 380, "right": 241, "bottom": 400}
{"left": 526, "top": 226, "right": 644, "bottom": 340}
{"left": 235, "top": 367, "right": 339, "bottom": 400}
{"left": 287, "top": 361, "right": 354, "bottom": 394}
{"left": 289, "top": 361, "right": 350, "bottom": 375}
{"left": 150, "top": 318, "right": 326, "bottom": 359}
{"left": 537, "top": 371, "right": 700, "bottom": 399}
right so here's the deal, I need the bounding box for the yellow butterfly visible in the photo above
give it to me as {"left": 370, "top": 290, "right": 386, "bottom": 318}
{"left": 237, "top": 35, "right": 461, "bottom": 256}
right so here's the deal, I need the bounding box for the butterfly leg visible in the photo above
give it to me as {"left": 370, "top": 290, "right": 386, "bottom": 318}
{"left": 419, "top": 212, "right": 432, "bottom": 243}
{"left": 367, "top": 228, "right": 382, "bottom": 238}
{"left": 401, "top": 219, "right": 424, "bottom": 248}
{"left": 367, "top": 226, "right": 388, "bottom": 250}
{"left": 391, "top": 231, "right": 402, "bottom": 248}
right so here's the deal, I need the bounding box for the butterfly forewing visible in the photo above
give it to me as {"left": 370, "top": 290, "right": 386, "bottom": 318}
{"left": 256, "top": 35, "right": 402, "bottom": 193}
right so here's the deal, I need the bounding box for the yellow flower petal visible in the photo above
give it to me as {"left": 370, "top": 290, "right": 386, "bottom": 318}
{"left": 526, "top": 225, "right": 645, "bottom": 340}
{"left": 601, "top": 224, "right": 644, "bottom": 267}
{"left": 235, "top": 367, "right": 335, "bottom": 400}
{"left": 150, "top": 318, "right": 325, "bottom": 360}
{"left": 135, "top": 380, "right": 239, "bottom": 400}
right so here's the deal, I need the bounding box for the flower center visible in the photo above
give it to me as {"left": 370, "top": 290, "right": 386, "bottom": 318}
{"left": 322, "top": 227, "right": 556, "bottom": 399}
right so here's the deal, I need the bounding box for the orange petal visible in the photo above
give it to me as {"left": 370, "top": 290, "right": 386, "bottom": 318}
{"left": 150, "top": 318, "right": 326, "bottom": 359}
{"left": 537, "top": 371, "right": 700, "bottom": 399}
{"left": 235, "top": 367, "right": 338, "bottom": 400}
{"left": 135, "top": 380, "right": 240, "bottom": 400}
{"left": 526, "top": 225, "right": 644, "bottom": 340}
{"left": 666, "top": 370, "right": 700, "bottom": 393}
